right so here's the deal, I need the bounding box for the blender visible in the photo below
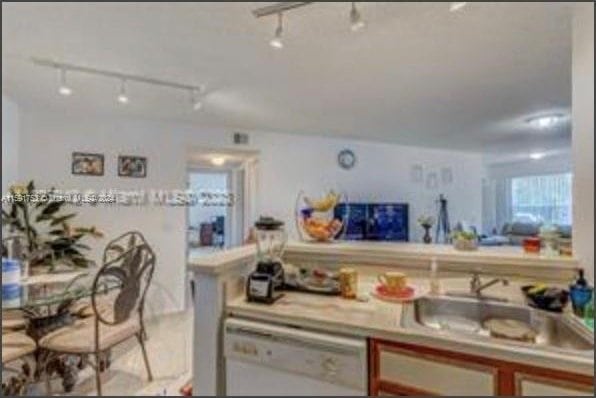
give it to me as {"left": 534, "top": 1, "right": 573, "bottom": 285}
{"left": 246, "top": 216, "right": 287, "bottom": 303}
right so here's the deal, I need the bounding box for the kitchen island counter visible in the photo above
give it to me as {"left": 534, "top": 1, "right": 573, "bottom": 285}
{"left": 226, "top": 276, "right": 594, "bottom": 377}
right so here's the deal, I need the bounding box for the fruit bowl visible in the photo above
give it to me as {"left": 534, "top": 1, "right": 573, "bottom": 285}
{"left": 295, "top": 190, "right": 347, "bottom": 242}
{"left": 301, "top": 217, "right": 343, "bottom": 242}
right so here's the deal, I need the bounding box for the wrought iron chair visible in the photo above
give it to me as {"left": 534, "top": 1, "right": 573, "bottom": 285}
{"left": 38, "top": 231, "right": 155, "bottom": 395}
{"left": 2, "top": 331, "right": 36, "bottom": 395}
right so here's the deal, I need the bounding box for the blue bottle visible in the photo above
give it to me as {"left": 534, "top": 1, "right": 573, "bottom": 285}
{"left": 569, "top": 269, "right": 593, "bottom": 317}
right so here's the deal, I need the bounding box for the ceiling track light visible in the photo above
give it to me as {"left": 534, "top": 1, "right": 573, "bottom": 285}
{"left": 117, "top": 79, "right": 129, "bottom": 104}
{"left": 58, "top": 68, "right": 72, "bottom": 96}
{"left": 449, "top": 2, "right": 468, "bottom": 12}
{"left": 527, "top": 114, "right": 563, "bottom": 129}
{"left": 350, "top": 2, "right": 366, "bottom": 32}
{"left": 190, "top": 88, "right": 204, "bottom": 111}
{"left": 211, "top": 156, "right": 226, "bottom": 166}
{"left": 270, "top": 12, "right": 284, "bottom": 49}
{"left": 32, "top": 57, "right": 206, "bottom": 109}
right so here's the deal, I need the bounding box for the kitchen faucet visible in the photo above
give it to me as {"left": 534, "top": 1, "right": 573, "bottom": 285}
{"left": 445, "top": 270, "right": 509, "bottom": 302}
{"left": 469, "top": 271, "right": 509, "bottom": 298}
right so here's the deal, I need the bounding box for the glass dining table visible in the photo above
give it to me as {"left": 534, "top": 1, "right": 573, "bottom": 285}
{"left": 2, "top": 270, "right": 120, "bottom": 393}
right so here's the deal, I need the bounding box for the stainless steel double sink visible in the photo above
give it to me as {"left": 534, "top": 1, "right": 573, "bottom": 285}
{"left": 401, "top": 295, "right": 594, "bottom": 355}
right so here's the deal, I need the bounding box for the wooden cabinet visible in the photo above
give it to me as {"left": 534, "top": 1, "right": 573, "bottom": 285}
{"left": 370, "top": 340, "right": 498, "bottom": 396}
{"left": 514, "top": 373, "right": 593, "bottom": 396}
{"left": 369, "top": 339, "right": 594, "bottom": 396}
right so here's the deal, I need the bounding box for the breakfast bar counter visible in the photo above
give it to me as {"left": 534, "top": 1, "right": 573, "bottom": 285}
{"left": 226, "top": 276, "right": 594, "bottom": 377}
{"left": 187, "top": 241, "right": 590, "bottom": 396}
{"left": 188, "top": 241, "right": 580, "bottom": 277}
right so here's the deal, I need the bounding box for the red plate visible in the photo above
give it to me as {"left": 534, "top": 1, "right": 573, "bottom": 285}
{"left": 375, "top": 284, "right": 415, "bottom": 299}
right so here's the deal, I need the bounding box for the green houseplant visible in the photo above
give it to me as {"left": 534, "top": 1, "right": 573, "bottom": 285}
{"left": 1, "top": 181, "right": 103, "bottom": 270}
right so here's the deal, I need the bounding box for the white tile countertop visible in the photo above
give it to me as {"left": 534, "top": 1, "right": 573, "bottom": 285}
{"left": 188, "top": 241, "right": 580, "bottom": 278}
{"left": 226, "top": 276, "right": 594, "bottom": 376}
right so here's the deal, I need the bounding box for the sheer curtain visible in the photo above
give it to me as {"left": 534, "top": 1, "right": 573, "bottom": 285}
{"left": 509, "top": 173, "right": 573, "bottom": 225}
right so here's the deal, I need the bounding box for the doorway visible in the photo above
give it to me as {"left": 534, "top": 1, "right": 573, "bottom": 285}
{"left": 187, "top": 170, "right": 232, "bottom": 256}
{"left": 185, "top": 148, "right": 259, "bottom": 260}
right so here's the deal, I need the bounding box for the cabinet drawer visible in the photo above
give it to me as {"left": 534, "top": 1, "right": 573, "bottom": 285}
{"left": 515, "top": 374, "right": 594, "bottom": 396}
{"left": 379, "top": 348, "right": 497, "bottom": 396}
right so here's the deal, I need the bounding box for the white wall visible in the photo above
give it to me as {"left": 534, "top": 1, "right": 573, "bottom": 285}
{"left": 19, "top": 111, "right": 191, "bottom": 315}
{"left": 2, "top": 94, "right": 20, "bottom": 195}
{"left": 18, "top": 109, "right": 483, "bottom": 313}
{"left": 572, "top": 3, "right": 594, "bottom": 282}
{"left": 252, "top": 132, "right": 483, "bottom": 241}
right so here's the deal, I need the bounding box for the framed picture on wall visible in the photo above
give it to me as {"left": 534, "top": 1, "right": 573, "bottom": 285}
{"left": 72, "top": 152, "right": 104, "bottom": 176}
{"left": 118, "top": 155, "right": 147, "bottom": 178}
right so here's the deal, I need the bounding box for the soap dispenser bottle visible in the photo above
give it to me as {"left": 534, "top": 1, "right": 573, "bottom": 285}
{"left": 569, "top": 268, "right": 593, "bottom": 317}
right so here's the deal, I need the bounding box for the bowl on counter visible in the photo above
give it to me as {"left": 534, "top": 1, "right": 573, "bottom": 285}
{"left": 521, "top": 285, "right": 569, "bottom": 313}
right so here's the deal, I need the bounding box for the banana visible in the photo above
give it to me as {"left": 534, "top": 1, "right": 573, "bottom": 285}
{"left": 304, "top": 191, "right": 339, "bottom": 212}
{"left": 528, "top": 283, "right": 548, "bottom": 295}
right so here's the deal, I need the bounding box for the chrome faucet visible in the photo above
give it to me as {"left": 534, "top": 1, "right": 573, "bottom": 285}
{"left": 470, "top": 271, "right": 509, "bottom": 297}
{"left": 445, "top": 271, "right": 510, "bottom": 302}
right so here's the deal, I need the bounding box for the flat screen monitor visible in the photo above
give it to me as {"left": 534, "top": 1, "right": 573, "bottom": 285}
{"left": 334, "top": 203, "right": 409, "bottom": 242}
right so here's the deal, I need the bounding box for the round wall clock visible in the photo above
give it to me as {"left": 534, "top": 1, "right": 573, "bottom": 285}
{"left": 338, "top": 149, "right": 356, "bottom": 170}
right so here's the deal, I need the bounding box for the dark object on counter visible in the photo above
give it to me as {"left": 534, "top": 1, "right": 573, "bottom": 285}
{"left": 435, "top": 194, "right": 451, "bottom": 244}
{"left": 247, "top": 216, "right": 286, "bottom": 304}
{"left": 569, "top": 269, "right": 593, "bottom": 316}
{"left": 573, "top": 268, "right": 588, "bottom": 287}
{"left": 246, "top": 262, "right": 285, "bottom": 304}
{"left": 521, "top": 285, "right": 569, "bottom": 313}
{"left": 255, "top": 216, "right": 284, "bottom": 230}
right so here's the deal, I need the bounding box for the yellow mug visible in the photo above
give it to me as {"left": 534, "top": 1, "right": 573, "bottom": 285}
{"left": 377, "top": 271, "right": 407, "bottom": 293}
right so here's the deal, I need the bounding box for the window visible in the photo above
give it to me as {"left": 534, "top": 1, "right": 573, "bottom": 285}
{"left": 510, "top": 173, "right": 572, "bottom": 225}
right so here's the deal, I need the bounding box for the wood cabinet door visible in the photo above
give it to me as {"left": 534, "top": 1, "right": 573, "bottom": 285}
{"left": 370, "top": 340, "right": 498, "bottom": 396}
{"left": 369, "top": 339, "right": 594, "bottom": 396}
{"left": 515, "top": 373, "right": 594, "bottom": 396}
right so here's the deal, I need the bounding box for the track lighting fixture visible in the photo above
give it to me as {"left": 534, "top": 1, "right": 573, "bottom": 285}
{"left": 270, "top": 13, "right": 284, "bottom": 49}
{"left": 349, "top": 2, "right": 366, "bottom": 32}
{"left": 58, "top": 68, "right": 72, "bottom": 96}
{"left": 190, "top": 88, "right": 203, "bottom": 111}
{"left": 33, "top": 58, "right": 206, "bottom": 110}
{"left": 117, "top": 79, "right": 129, "bottom": 104}
{"left": 449, "top": 2, "right": 468, "bottom": 12}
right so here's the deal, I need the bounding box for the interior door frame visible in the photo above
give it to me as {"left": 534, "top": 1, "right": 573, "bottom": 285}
{"left": 186, "top": 167, "right": 234, "bottom": 249}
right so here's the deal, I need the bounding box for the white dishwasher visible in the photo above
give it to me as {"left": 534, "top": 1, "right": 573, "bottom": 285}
{"left": 224, "top": 318, "right": 368, "bottom": 396}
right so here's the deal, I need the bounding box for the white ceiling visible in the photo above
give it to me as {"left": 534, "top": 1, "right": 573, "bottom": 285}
{"left": 2, "top": 2, "right": 572, "bottom": 155}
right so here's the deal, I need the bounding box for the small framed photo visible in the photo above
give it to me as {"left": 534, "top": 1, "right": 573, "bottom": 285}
{"left": 72, "top": 152, "right": 104, "bottom": 176}
{"left": 118, "top": 155, "right": 147, "bottom": 178}
{"left": 410, "top": 164, "right": 423, "bottom": 183}
{"left": 441, "top": 167, "right": 453, "bottom": 185}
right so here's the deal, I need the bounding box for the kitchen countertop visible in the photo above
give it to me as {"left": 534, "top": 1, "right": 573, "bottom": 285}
{"left": 227, "top": 276, "right": 594, "bottom": 376}
{"left": 188, "top": 241, "right": 579, "bottom": 278}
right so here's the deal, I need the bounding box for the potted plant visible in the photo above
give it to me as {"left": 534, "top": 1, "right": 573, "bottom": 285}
{"left": 417, "top": 215, "right": 435, "bottom": 244}
{"left": 2, "top": 181, "right": 103, "bottom": 273}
